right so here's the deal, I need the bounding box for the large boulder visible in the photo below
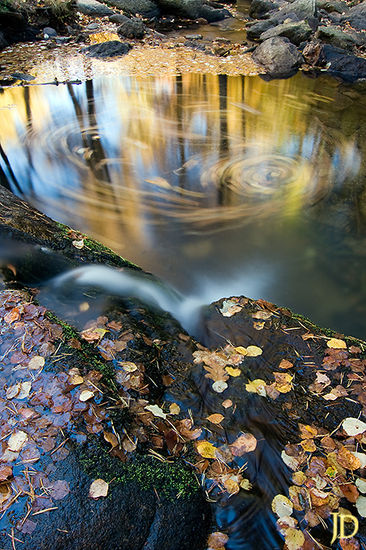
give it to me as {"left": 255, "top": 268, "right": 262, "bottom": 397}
{"left": 116, "top": 15, "right": 146, "bottom": 38}
{"left": 252, "top": 36, "right": 303, "bottom": 77}
{"left": 103, "top": 0, "right": 161, "bottom": 18}
{"left": 81, "top": 41, "right": 132, "bottom": 58}
{"left": 318, "top": 43, "right": 366, "bottom": 81}
{"left": 249, "top": 0, "right": 281, "bottom": 18}
{"left": 317, "top": 25, "right": 364, "bottom": 49}
{"left": 75, "top": 0, "right": 114, "bottom": 16}
{"left": 246, "top": 19, "right": 273, "bottom": 39}
{"left": 316, "top": 0, "right": 348, "bottom": 13}
{"left": 341, "top": 0, "right": 366, "bottom": 30}
{"left": 155, "top": 0, "right": 203, "bottom": 18}
{"left": 199, "top": 5, "right": 232, "bottom": 21}
{"left": 259, "top": 20, "right": 313, "bottom": 45}
{"left": 272, "top": 0, "right": 317, "bottom": 21}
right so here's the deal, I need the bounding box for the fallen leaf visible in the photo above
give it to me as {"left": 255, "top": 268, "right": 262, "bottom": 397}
{"left": 245, "top": 379, "right": 267, "bottom": 396}
{"left": 103, "top": 431, "right": 118, "bottom": 449}
{"left": 8, "top": 430, "right": 28, "bottom": 452}
{"left": 196, "top": 441, "right": 217, "bottom": 459}
{"left": 89, "top": 479, "right": 109, "bottom": 499}
{"left": 235, "top": 346, "right": 248, "bottom": 356}
{"left": 240, "top": 478, "right": 252, "bottom": 491}
{"left": 212, "top": 380, "right": 228, "bottom": 393}
{"left": 119, "top": 361, "right": 138, "bottom": 373}
{"left": 169, "top": 403, "right": 180, "bottom": 415}
{"left": 279, "top": 359, "right": 293, "bottom": 370}
{"left": 355, "top": 495, "right": 366, "bottom": 517}
{"left": 207, "top": 414, "right": 224, "bottom": 425}
{"left": 219, "top": 300, "right": 242, "bottom": 317}
{"left": 230, "top": 433, "right": 257, "bottom": 455}
{"left": 207, "top": 531, "right": 229, "bottom": 549}
{"left": 246, "top": 345, "right": 262, "bottom": 357}
{"left": 222, "top": 399, "right": 233, "bottom": 408}
{"left": 48, "top": 480, "right": 70, "bottom": 500}
{"left": 271, "top": 494, "right": 293, "bottom": 517}
{"left": 252, "top": 310, "right": 272, "bottom": 320}
{"left": 342, "top": 418, "right": 366, "bottom": 437}
{"left": 225, "top": 367, "right": 241, "bottom": 377}
{"left": 274, "top": 372, "right": 293, "bottom": 393}
{"left": 28, "top": 356, "right": 45, "bottom": 370}
{"left": 72, "top": 239, "right": 84, "bottom": 249}
{"left": 327, "top": 338, "right": 347, "bottom": 349}
{"left": 0, "top": 466, "right": 13, "bottom": 482}
{"left": 355, "top": 478, "right": 366, "bottom": 493}
{"left": 284, "top": 527, "right": 305, "bottom": 550}
{"left": 337, "top": 447, "right": 361, "bottom": 470}
{"left": 145, "top": 404, "right": 167, "bottom": 419}
{"left": 79, "top": 390, "right": 94, "bottom": 402}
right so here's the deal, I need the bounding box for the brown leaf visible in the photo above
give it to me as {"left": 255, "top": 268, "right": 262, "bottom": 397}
{"left": 207, "top": 531, "right": 229, "bottom": 549}
{"left": 279, "top": 359, "right": 293, "bottom": 370}
{"left": 0, "top": 466, "right": 13, "bottom": 482}
{"left": 207, "top": 414, "right": 224, "bottom": 425}
{"left": 230, "top": 433, "right": 257, "bottom": 456}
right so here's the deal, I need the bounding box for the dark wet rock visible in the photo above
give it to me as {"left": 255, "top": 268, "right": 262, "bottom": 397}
{"left": 325, "top": 11, "right": 342, "bottom": 23}
{"left": 259, "top": 20, "right": 312, "bottom": 45}
{"left": 43, "top": 26, "right": 58, "bottom": 38}
{"left": 156, "top": 0, "right": 202, "bottom": 18}
{"left": 185, "top": 33, "right": 203, "bottom": 39}
{"left": 106, "top": 0, "right": 161, "bottom": 18}
{"left": 316, "top": 0, "right": 348, "bottom": 13}
{"left": 341, "top": 0, "right": 366, "bottom": 30}
{"left": 0, "top": 31, "right": 7, "bottom": 49}
{"left": 249, "top": 0, "right": 281, "bottom": 18}
{"left": 82, "top": 41, "right": 132, "bottom": 58}
{"left": 75, "top": 0, "right": 114, "bottom": 16}
{"left": 274, "top": 0, "right": 317, "bottom": 22}
{"left": 302, "top": 38, "right": 323, "bottom": 63}
{"left": 199, "top": 5, "right": 232, "bottom": 21}
{"left": 246, "top": 19, "right": 274, "bottom": 39}
{"left": 117, "top": 15, "right": 146, "bottom": 39}
{"left": 318, "top": 43, "right": 366, "bottom": 81}
{"left": 252, "top": 36, "right": 303, "bottom": 77}
{"left": 317, "top": 25, "right": 364, "bottom": 49}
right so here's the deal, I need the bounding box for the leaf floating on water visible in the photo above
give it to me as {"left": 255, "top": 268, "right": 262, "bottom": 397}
{"left": 240, "top": 478, "right": 252, "bottom": 491}
{"left": 245, "top": 379, "right": 267, "bottom": 396}
{"left": 225, "top": 366, "right": 241, "bottom": 377}
{"left": 145, "top": 176, "right": 172, "bottom": 190}
{"left": 271, "top": 494, "right": 294, "bottom": 518}
{"left": 89, "top": 479, "right": 109, "bottom": 499}
{"left": 230, "top": 433, "right": 257, "bottom": 456}
{"left": 327, "top": 338, "right": 347, "bottom": 349}
{"left": 145, "top": 404, "right": 167, "bottom": 419}
{"left": 279, "top": 359, "right": 293, "bottom": 370}
{"left": 212, "top": 380, "right": 228, "bottom": 393}
{"left": 342, "top": 417, "right": 366, "bottom": 436}
{"left": 48, "top": 480, "right": 70, "bottom": 500}
{"left": 222, "top": 399, "right": 233, "bottom": 408}
{"left": 169, "top": 403, "right": 180, "bottom": 415}
{"left": 274, "top": 372, "right": 293, "bottom": 393}
{"left": 196, "top": 440, "right": 217, "bottom": 459}
{"left": 235, "top": 346, "right": 247, "bottom": 356}
{"left": 207, "top": 414, "right": 224, "bottom": 424}
{"left": 8, "top": 430, "right": 28, "bottom": 452}
{"left": 207, "top": 531, "right": 229, "bottom": 550}
{"left": 246, "top": 345, "right": 262, "bottom": 357}
{"left": 28, "top": 355, "right": 45, "bottom": 370}
{"left": 284, "top": 528, "right": 305, "bottom": 550}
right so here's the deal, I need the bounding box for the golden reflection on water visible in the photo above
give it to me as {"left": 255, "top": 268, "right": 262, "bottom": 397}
{"left": 0, "top": 73, "right": 366, "bottom": 336}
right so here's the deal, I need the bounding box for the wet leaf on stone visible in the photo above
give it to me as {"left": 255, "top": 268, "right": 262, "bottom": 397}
{"left": 196, "top": 440, "right": 217, "bottom": 459}
{"left": 271, "top": 494, "right": 294, "bottom": 518}
{"left": 327, "top": 338, "right": 347, "bottom": 349}
{"left": 89, "top": 479, "right": 109, "bottom": 499}
{"left": 230, "top": 433, "right": 257, "bottom": 455}
{"left": 207, "top": 414, "right": 224, "bottom": 425}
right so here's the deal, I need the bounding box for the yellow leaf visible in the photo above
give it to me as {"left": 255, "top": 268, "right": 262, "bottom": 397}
{"left": 271, "top": 494, "right": 293, "bottom": 517}
{"left": 246, "top": 345, "right": 263, "bottom": 357}
{"left": 207, "top": 414, "right": 224, "bottom": 424}
{"left": 169, "top": 403, "right": 181, "bottom": 415}
{"left": 240, "top": 478, "right": 252, "bottom": 491}
{"left": 235, "top": 346, "right": 248, "bottom": 356}
{"left": 225, "top": 367, "right": 241, "bottom": 377}
{"left": 196, "top": 441, "right": 217, "bottom": 459}
{"left": 284, "top": 528, "right": 305, "bottom": 550}
{"left": 274, "top": 372, "right": 293, "bottom": 393}
{"left": 327, "top": 338, "right": 347, "bottom": 349}
{"left": 300, "top": 439, "right": 316, "bottom": 453}
{"left": 245, "top": 379, "right": 267, "bottom": 396}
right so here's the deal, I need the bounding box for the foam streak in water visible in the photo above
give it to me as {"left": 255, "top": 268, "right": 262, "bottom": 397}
{"left": 52, "top": 265, "right": 206, "bottom": 334}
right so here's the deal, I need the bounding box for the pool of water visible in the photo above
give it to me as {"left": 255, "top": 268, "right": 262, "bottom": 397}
{"left": 0, "top": 72, "right": 366, "bottom": 338}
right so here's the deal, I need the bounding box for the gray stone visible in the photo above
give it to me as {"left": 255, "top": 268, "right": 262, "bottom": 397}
{"left": 185, "top": 33, "right": 203, "bottom": 39}
{"left": 316, "top": 0, "right": 348, "bottom": 13}
{"left": 11, "top": 72, "right": 35, "bottom": 81}
{"left": 249, "top": 0, "right": 281, "bottom": 18}
{"left": 318, "top": 43, "right": 366, "bottom": 81}
{"left": 259, "top": 20, "right": 312, "bottom": 45}
{"left": 156, "top": 0, "right": 203, "bottom": 18}
{"left": 117, "top": 15, "right": 146, "bottom": 38}
{"left": 43, "top": 26, "right": 57, "bottom": 38}
{"left": 199, "top": 5, "right": 231, "bottom": 21}
{"left": 0, "top": 31, "right": 8, "bottom": 49}
{"left": 272, "top": 0, "right": 317, "bottom": 22}
{"left": 105, "top": 0, "right": 160, "bottom": 18}
{"left": 85, "top": 22, "right": 100, "bottom": 30}
{"left": 252, "top": 36, "right": 303, "bottom": 77}
{"left": 341, "top": 0, "right": 366, "bottom": 30}
{"left": 246, "top": 19, "right": 274, "bottom": 39}
{"left": 82, "top": 40, "right": 132, "bottom": 58}
{"left": 317, "top": 25, "right": 360, "bottom": 49}
{"left": 75, "top": 0, "right": 114, "bottom": 16}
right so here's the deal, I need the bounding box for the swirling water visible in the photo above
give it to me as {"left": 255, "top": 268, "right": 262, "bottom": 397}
{"left": 1, "top": 73, "right": 365, "bottom": 338}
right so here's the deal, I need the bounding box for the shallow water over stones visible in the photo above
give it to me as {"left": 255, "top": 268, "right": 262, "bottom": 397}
{"left": 0, "top": 72, "right": 366, "bottom": 338}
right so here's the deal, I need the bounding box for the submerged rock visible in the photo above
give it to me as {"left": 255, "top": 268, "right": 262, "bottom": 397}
{"left": 82, "top": 41, "right": 132, "bottom": 58}
{"left": 252, "top": 36, "right": 303, "bottom": 77}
